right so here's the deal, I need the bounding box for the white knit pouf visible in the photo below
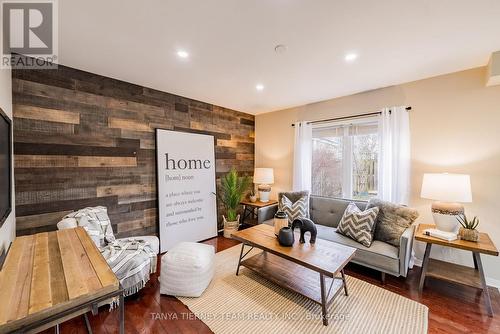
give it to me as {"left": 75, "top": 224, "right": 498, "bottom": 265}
{"left": 160, "top": 242, "right": 215, "bottom": 297}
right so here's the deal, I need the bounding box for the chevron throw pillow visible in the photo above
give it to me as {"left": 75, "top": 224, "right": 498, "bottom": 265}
{"left": 336, "top": 203, "right": 379, "bottom": 247}
{"left": 280, "top": 195, "right": 308, "bottom": 223}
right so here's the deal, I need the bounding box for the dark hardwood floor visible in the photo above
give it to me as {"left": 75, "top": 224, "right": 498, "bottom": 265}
{"left": 47, "top": 236, "right": 500, "bottom": 334}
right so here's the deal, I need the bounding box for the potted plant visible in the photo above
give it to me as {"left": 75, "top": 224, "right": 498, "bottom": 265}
{"left": 249, "top": 189, "right": 257, "bottom": 203}
{"left": 456, "top": 214, "right": 480, "bottom": 242}
{"left": 218, "top": 168, "right": 251, "bottom": 238}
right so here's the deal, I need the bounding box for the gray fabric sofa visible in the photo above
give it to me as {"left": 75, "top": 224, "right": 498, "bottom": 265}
{"left": 259, "top": 196, "right": 416, "bottom": 278}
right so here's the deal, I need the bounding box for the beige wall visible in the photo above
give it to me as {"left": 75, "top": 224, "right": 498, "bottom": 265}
{"left": 0, "top": 68, "right": 15, "bottom": 254}
{"left": 256, "top": 67, "right": 500, "bottom": 285}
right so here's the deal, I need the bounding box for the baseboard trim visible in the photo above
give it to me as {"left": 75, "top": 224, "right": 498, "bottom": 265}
{"left": 412, "top": 257, "right": 500, "bottom": 289}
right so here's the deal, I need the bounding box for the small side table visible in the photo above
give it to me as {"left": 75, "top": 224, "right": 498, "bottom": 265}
{"left": 240, "top": 199, "right": 278, "bottom": 225}
{"left": 416, "top": 224, "right": 499, "bottom": 316}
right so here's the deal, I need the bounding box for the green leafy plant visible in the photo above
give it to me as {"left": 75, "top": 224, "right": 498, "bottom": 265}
{"left": 456, "top": 214, "right": 479, "bottom": 230}
{"left": 217, "top": 168, "right": 251, "bottom": 221}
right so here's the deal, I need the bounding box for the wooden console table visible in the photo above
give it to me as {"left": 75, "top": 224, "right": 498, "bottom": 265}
{"left": 240, "top": 199, "right": 278, "bottom": 225}
{"left": 0, "top": 227, "right": 124, "bottom": 333}
{"left": 416, "top": 224, "right": 498, "bottom": 316}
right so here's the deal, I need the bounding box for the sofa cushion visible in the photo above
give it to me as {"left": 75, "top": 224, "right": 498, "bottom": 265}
{"left": 262, "top": 219, "right": 274, "bottom": 226}
{"left": 366, "top": 198, "right": 419, "bottom": 247}
{"left": 337, "top": 203, "right": 379, "bottom": 247}
{"left": 310, "top": 197, "right": 366, "bottom": 228}
{"left": 316, "top": 224, "right": 400, "bottom": 275}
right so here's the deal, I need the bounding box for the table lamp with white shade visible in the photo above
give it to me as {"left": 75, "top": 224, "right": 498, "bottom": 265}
{"left": 420, "top": 173, "right": 472, "bottom": 233}
{"left": 254, "top": 168, "right": 274, "bottom": 203}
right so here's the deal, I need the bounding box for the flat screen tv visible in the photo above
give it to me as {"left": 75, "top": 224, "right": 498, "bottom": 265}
{"left": 0, "top": 108, "right": 12, "bottom": 228}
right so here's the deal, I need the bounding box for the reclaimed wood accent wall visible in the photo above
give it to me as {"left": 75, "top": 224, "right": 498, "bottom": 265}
{"left": 12, "top": 65, "right": 255, "bottom": 237}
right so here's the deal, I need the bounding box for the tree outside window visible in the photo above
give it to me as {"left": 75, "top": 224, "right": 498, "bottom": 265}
{"left": 311, "top": 119, "right": 378, "bottom": 201}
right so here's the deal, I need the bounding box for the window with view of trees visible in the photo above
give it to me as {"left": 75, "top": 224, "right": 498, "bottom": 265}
{"left": 311, "top": 118, "right": 379, "bottom": 201}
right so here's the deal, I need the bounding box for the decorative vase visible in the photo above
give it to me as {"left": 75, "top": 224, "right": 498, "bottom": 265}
{"left": 223, "top": 215, "right": 240, "bottom": 238}
{"left": 249, "top": 195, "right": 257, "bottom": 203}
{"left": 278, "top": 227, "right": 294, "bottom": 247}
{"left": 274, "top": 211, "right": 289, "bottom": 236}
{"left": 458, "top": 227, "right": 479, "bottom": 242}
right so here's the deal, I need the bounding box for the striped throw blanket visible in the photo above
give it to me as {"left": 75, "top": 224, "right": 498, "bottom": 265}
{"left": 63, "top": 207, "right": 156, "bottom": 301}
{"left": 101, "top": 238, "right": 156, "bottom": 298}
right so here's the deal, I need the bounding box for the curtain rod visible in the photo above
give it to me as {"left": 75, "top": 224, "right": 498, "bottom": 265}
{"left": 291, "top": 106, "right": 412, "bottom": 127}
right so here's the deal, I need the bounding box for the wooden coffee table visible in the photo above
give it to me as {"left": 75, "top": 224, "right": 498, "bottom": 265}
{"left": 231, "top": 224, "right": 356, "bottom": 326}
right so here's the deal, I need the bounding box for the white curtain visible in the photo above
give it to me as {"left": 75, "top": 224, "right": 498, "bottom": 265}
{"left": 293, "top": 121, "right": 313, "bottom": 192}
{"left": 378, "top": 106, "right": 411, "bottom": 205}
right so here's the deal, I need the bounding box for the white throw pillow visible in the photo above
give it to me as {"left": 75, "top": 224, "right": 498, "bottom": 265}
{"left": 337, "top": 203, "right": 379, "bottom": 247}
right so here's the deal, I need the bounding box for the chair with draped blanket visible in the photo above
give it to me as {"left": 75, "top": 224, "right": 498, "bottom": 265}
{"left": 57, "top": 206, "right": 159, "bottom": 299}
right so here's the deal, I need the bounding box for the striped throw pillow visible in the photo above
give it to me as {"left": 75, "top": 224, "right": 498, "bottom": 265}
{"left": 337, "top": 203, "right": 379, "bottom": 247}
{"left": 280, "top": 195, "right": 308, "bottom": 223}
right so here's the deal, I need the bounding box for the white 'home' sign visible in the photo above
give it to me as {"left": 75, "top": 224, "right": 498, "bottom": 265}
{"left": 156, "top": 129, "right": 217, "bottom": 252}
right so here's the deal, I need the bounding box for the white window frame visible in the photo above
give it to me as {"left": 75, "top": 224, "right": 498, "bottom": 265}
{"left": 312, "top": 116, "right": 379, "bottom": 200}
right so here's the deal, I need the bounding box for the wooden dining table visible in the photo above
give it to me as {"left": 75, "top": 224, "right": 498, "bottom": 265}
{"left": 0, "top": 227, "right": 124, "bottom": 334}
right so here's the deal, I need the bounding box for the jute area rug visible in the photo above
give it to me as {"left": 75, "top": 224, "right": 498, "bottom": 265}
{"left": 179, "top": 245, "right": 428, "bottom": 334}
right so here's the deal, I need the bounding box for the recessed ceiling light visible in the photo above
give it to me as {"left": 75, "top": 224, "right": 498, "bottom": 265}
{"left": 345, "top": 53, "right": 358, "bottom": 62}
{"left": 274, "top": 44, "right": 288, "bottom": 54}
{"left": 256, "top": 84, "right": 264, "bottom": 91}
{"left": 177, "top": 50, "right": 189, "bottom": 59}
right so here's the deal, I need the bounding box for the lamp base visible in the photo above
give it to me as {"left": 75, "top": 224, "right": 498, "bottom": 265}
{"left": 259, "top": 190, "right": 270, "bottom": 202}
{"left": 258, "top": 184, "right": 271, "bottom": 203}
{"left": 431, "top": 201, "right": 464, "bottom": 233}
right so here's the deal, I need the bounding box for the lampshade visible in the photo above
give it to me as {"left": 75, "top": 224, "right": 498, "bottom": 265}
{"left": 254, "top": 168, "right": 274, "bottom": 184}
{"left": 421, "top": 173, "right": 472, "bottom": 203}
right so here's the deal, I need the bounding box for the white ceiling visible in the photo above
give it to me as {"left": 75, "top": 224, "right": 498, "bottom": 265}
{"left": 59, "top": 0, "right": 500, "bottom": 114}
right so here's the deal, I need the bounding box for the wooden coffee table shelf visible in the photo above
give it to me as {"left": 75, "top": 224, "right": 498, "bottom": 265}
{"left": 426, "top": 259, "right": 482, "bottom": 289}
{"left": 231, "top": 224, "right": 356, "bottom": 326}
{"left": 241, "top": 252, "right": 344, "bottom": 305}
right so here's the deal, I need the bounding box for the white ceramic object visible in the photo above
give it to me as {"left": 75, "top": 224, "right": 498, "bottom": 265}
{"left": 432, "top": 211, "right": 460, "bottom": 233}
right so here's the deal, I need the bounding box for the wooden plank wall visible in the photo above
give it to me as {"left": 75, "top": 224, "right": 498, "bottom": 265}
{"left": 12, "top": 65, "right": 255, "bottom": 238}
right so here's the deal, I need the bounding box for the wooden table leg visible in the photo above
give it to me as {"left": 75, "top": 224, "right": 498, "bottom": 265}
{"left": 119, "top": 292, "right": 125, "bottom": 334}
{"left": 418, "top": 243, "right": 432, "bottom": 293}
{"left": 236, "top": 243, "right": 245, "bottom": 276}
{"left": 83, "top": 313, "right": 93, "bottom": 334}
{"left": 473, "top": 252, "right": 493, "bottom": 317}
{"left": 320, "top": 273, "right": 328, "bottom": 326}
{"left": 241, "top": 206, "right": 248, "bottom": 225}
{"left": 341, "top": 270, "right": 348, "bottom": 296}
{"left": 473, "top": 252, "right": 478, "bottom": 269}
